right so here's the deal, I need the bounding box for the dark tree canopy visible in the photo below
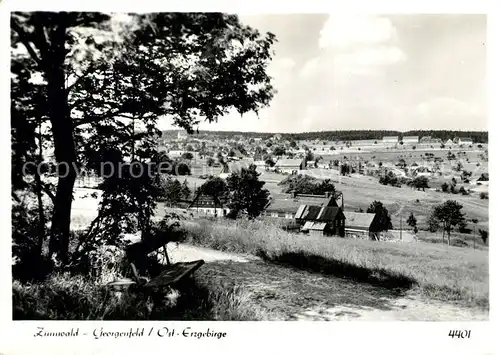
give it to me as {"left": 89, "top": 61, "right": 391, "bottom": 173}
{"left": 367, "top": 201, "right": 393, "bottom": 232}
{"left": 226, "top": 165, "right": 270, "bottom": 219}
{"left": 11, "top": 12, "right": 277, "bottom": 264}
{"left": 430, "top": 200, "right": 466, "bottom": 245}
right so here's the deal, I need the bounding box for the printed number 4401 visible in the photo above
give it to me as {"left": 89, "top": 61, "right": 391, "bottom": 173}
{"left": 449, "top": 330, "right": 471, "bottom": 339}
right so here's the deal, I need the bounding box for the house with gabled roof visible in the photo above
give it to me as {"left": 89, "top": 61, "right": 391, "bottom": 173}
{"left": 382, "top": 136, "right": 399, "bottom": 144}
{"left": 402, "top": 136, "right": 419, "bottom": 144}
{"left": 275, "top": 158, "right": 306, "bottom": 174}
{"left": 187, "top": 191, "right": 230, "bottom": 217}
{"left": 458, "top": 137, "right": 474, "bottom": 145}
{"left": 294, "top": 196, "right": 345, "bottom": 237}
{"left": 344, "top": 211, "right": 377, "bottom": 239}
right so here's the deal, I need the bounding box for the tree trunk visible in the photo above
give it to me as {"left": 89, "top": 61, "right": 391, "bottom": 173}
{"left": 46, "top": 20, "right": 77, "bottom": 265}
{"left": 35, "top": 120, "right": 47, "bottom": 258}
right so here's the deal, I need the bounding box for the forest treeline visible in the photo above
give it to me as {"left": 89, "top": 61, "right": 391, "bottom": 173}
{"left": 161, "top": 130, "right": 488, "bottom": 143}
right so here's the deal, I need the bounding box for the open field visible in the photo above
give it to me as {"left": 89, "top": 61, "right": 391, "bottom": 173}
{"left": 180, "top": 218, "right": 489, "bottom": 309}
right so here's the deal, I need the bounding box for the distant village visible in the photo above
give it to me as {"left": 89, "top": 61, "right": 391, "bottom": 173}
{"left": 152, "top": 129, "right": 488, "bottom": 242}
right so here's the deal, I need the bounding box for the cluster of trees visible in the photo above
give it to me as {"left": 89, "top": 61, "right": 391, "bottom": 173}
{"left": 379, "top": 172, "right": 402, "bottom": 187}
{"left": 196, "top": 165, "right": 270, "bottom": 218}
{"left": 11, "top": 12, "right": 276, "bottom": 269}
{"left": 159, "top": 177, "right": 191, "bottom": 205}
{"left": 278, "top": 175, "right": 337, "bottom": 196}
{"left": 378, "top": 172, "right": 430, "bottom": 191}
{"left": 408, "top": 176, "right": 430, "bottom": 191}
{"left": 441, "top": 179, "right": 469, "bottom": 195}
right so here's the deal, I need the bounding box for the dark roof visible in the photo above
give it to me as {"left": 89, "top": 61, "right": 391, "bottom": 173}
{"left": 295, "top": 205, "right": 344, "bottom": 222}
{"left": 188, "top": 192, "right": 227, "bottom": 209}
{"left": 268, "top": 194, "right": 339, "bottom": 214}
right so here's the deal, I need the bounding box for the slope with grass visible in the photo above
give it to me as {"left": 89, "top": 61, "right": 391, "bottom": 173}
{"left": 180, "top": 218, "right": 489, "bottom": 310}
{"left": 167, "top": 243, "right": 487, "bottom": 321}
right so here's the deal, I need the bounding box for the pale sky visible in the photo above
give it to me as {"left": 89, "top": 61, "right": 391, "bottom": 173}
{"left": 158, "top": 14, "right": 487, "bottom": 133}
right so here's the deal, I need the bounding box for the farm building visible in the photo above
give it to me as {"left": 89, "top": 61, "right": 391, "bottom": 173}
{"left": 343, "top": 212, "right": 377, "bottom": 239}
{"left": 187, "top": 192, "right": 230, "bottom": 217}
{"left": 419, "top": 136, "right": 442, "bottom": 145}
{"left": 402, "top": 136, "right": 419, "bottom": 144}
{"left": 350, "top": 139, "right": 377, "bottom": 146}
{"left": 382, "top": 136, "right": 399, "bottom": 144}
{"left": 445, "top": 139, "right": 456, "bottom": 147}
{"left": 266, "top": 192, "right": 340, "bottom": 217}
{"left": 275, "top": 158, "right": 307, "bottom": 174}
{"left": 294, "top": 196, "right": 345, "bottom": 237}
{"left": 458, "top": 137, "right": 474, "bottom": 145}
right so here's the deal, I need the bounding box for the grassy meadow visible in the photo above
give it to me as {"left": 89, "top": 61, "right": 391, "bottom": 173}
{"left": 180, "top": 218, "right": 489, "bottom": 309}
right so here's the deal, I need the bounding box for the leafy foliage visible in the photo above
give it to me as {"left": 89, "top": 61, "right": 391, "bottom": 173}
{"left": 279, "top": 175, "right": 337, "bottom": 196}
{"left": 11, "top": 12, "right": 276, "bottom": 265}
{"left": 430, "top": 200, "right": 466, "bottom": 245}
{"left": 410, "top": 176, "right": 429, "bottom": 191}
{"left": 226, "top": 165, "right": 270, "bottom": 219}
{"left": 367, "top": 201, "right": 393, "bottom": 232}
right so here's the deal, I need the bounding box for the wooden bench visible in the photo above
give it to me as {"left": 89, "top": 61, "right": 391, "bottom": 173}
{"left": 107, "top": 233, "right": 204, "bottom": 290}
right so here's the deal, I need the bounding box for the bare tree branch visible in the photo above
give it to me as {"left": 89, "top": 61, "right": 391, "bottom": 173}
{"left": 11, "top": 21, "right": 44, "bottom": 68}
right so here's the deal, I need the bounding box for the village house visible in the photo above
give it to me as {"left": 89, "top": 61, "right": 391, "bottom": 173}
{"left": 275, "top": 158, "right": 306, "bottom": 174}
{"left": 458, "top": 137, "right": 474, "bottom": 145}
{"left": 350, "top": 139, "right": 377, "bottom": 146}
{"left": 294, "top": 195, "right": 346, "bottom": 237}
{"left": 419, "top": 136, "right": 442, "bottom": 146}
{"left": 382, "top": 136, "right": 399, "bottom": 144}
{"left": 445, "top": 139, "right": 456, "bottom": 148}
{"left": 343, "top": 211, "right": 377, "bottom": 239}
{"left": 187, "top": 192, "right": 230, "bottom": 217}
{"left": 402, "top": 136, "right": 419, "bottom": 144}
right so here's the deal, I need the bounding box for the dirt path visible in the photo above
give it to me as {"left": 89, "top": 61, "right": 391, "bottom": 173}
{"left": 167, "top": 243, "right": 488, "bottom": 321}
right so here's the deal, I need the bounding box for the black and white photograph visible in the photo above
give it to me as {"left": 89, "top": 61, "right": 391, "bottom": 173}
{"left": 9, "top": 10, "right": 490, "bottom": 324}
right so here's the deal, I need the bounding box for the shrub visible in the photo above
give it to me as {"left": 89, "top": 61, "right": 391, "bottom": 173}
{"left": 480, "top": 192, "right": 488, "bottom": 200}
{"left": 479, "top": 229, "right": 488, "bottom": 244}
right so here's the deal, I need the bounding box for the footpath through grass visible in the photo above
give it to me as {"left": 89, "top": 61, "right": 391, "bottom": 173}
{"left": 181, "top": 218, "right": 489, "bottom": 310}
